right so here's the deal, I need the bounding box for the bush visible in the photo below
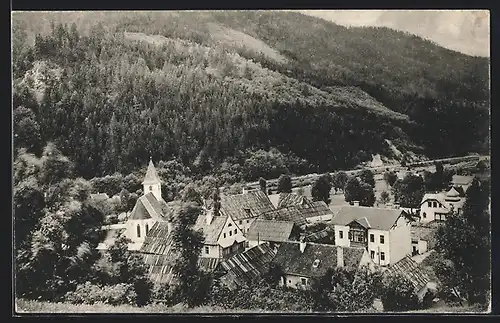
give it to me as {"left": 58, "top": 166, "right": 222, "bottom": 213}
{"left": 65, "top": 282, "right": 137, "bottom": 306}
{"left": 380, "top": 274, "right": 420, "bottom": 312}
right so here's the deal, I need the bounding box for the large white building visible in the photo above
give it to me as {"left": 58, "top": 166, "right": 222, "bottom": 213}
{"left": 331, "top": 205, "right": 413, "bottom": 266}
{"left": 419, "top": 187, "right": 465, "bottom": 223}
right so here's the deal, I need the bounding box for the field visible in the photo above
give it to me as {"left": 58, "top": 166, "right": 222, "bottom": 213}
{"left": 15, "top": 299, "right": 485, "bottom": 314}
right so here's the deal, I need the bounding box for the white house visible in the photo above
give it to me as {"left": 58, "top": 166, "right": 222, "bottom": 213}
{"left": 331, "top": 205, "right": 413, "bottom": 266}
{"left": 193, "top": 208, "right": 247, "bottom": 259}
{"left": 271, "top": 241, "right": 374, "bottom": 289}
{"left": 419, "top": 187, "right": 465, "bottom": 223}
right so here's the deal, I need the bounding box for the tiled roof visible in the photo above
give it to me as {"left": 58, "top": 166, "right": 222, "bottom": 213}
{"left": 129, "top": 192, "right": 168, "bottom": 221}
{"left": 452, "top": 175, "right": 474, "bottom": 186}
{"left": 277, "top": 193, "right": 312, "bottom": 208}
{"left": 246, "top": 219, "right": 295, "bottom": 242}
{"left": 271, "top": 242, "right": 365, "bottom": 278}
{"left": 140, "top": 222, "right": 174, "bottom": 254}
{"left": 304, "top": 228, "right": 331, "bottom": 243}
{"left": 384, "top": 255, "right": 431, "bottom": 292}
{"left": 220, "top": 191, "right": 276, "bottom": 221}
{"left": 331, "top": 206, "right": 406, "bottom": 231}
{"left": 142, "top": 253, "right": 175, "bottom": 284}
{"left": 219, "top": 243, "right": 277, "bottom": 289}
{"left": 260, "top": 201, "right": 332, "bottom": 227}
{"left": 198, "top": 257, "right": 220, "bottom": 272}
{"left": 142, "top": 159, "right": 161, "bottom": 184}
{"left": 193, "top": 213, "right": 228, "bottom": 245}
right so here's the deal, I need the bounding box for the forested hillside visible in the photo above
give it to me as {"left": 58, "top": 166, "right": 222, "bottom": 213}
{"left": 12, "top": 11, "right": 490, "bottom": 184}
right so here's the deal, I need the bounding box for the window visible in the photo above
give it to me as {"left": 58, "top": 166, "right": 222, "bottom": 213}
{"left": 247, "top": 220, "right": 250, "bottom": 223}
{"left": 433, "top": 201, "right": 437, "bottom": 208}
{"left": 423, "top": 212, "right": 427, "bottom": 218}
{"left": 370, "top": 234, "right": 374, "bottom": 242}
{"left": 228, "top": 223, "right": 232, "bottom": 227}
{"left": 301, "top": 278, "right": 307, "bottom": 285}
{"left": 145, "top": 224, "right": 149, "bottom": 235}
{"left": 427, "top": 201, "right": 432, "bottom": 207}
{"left": 357, "top": 235, "right": 363, "bottom": 242}
{"left": 348, "top": 232, "right": 352, "bottom": 240}
{"left": 149, "top": 186, "right": 152, "bottom": 191}
{"left": 223, "top": 233, "right": 226, "bottom": 238}
{"left": 234, "top": 229, "right": 237, "bottom": 234}
{"left": 380, "top": 235, "right": 385, "bottom": 244}
{"left": 380, "top": 252, "right": 385, "bottom": 261}
{"left": 288, "top": 280, "right": 292, "bottom": 284}
{"left": 137, "top": 225, "right": 141, "bottom": 238}
{"left": 370, "top": 250, "right": 375, "bottom": 259}
{"left": 239, "top": 220, "right": 242, "bottom": 225}
{"left": 205, "top": 246, "right": 209, "bottom": 254}
{"left": 339, "top": 230, "right": 343, "bottom": 239}
{"left": 229, "top": 231, "right": 232, "bottom": 236}
{"left": 313, "top": 259, "right": 320, "bottom": 268}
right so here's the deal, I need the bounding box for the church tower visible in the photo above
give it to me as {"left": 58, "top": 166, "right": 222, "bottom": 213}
{"left": 142, "top": 158, "right": 162, "bottom": 201}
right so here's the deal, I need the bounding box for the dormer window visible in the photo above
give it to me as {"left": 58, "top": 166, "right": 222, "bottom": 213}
{"left": 244, "top": 208, "right": 252, "bottom": 217}
{"left": 228, "top": 223, "right": 232, "bottom": 227}
{"left": 313, "top": 259, "right": 320, "bottom": 268}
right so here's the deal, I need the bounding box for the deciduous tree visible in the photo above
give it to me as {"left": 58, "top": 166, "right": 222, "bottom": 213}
{"left": 277, "top": 174, "right": 292, "bottom": 194}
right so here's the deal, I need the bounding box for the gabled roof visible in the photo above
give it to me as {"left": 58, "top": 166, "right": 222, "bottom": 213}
{"left": 219, "top": 191, "right": 276, "bottom": 220}
{"left": 384, "top": 255, "right": 432, "bottom": 292}
{"left": 452, "top": 175, "right": 474, "bottom": 186}
{"left": 331, "top": 206, "right": 407, "bottom": 231}
{"left": 246, "top": 219, "right": 295, "bottom": 242}
{"left": 142, "top": 159, "right": 161, "bottom": 185}
{"left": 421, "top": 193, "right": 449, "bottom": 213}
{"left": 277, "top": 193, "right": 312, "bottom": 208}
{"left": 128, "top": 192, "right": 168, "bottom": 221}
{"left": 219, "top": 243, "right": 277, "bottom": 290}
{"left": 446, "top": 187, "right": 461, "bottom": 198}
{"left": 193, "top": 213, "right": 228, "bottom": 245}
{"left": 271, "top": 242, "right": 365, "bottom": 278}
{"left": 260, "top": 201, "right": 332, "bottom": 227}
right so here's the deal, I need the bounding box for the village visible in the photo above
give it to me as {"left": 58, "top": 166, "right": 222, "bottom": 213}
{"left": 92, "top": 156, "right": 490, "bottom": 311}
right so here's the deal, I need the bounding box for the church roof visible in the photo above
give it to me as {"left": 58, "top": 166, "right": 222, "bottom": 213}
{"left": 129, "top": 192, "right": 167, "bottom": 221}
{"left": 142, "top": 159, "right": 161, "bottom": 185}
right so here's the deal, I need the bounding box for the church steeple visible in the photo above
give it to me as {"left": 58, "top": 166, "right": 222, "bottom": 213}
{"left": 142, "top": 157, "right": 162, "bottom": 200}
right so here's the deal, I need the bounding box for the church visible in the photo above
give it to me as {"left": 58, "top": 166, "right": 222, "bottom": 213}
{"left": 124, "top": 158, "right": 171, "bottom": 250}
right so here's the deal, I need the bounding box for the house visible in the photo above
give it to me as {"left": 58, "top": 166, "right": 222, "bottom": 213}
{"left": 383, "top": 255, "right": 437, "bottom": 301}
{"left": 411, "top": 224, "right": 438, "bottom": 255}
{"left": 271, "top": 241, "right": 374, "bottom": 289}
{"left": 124, "top": 158, "right": 171, "bottom": 250}
{"left": 215, "top": 191, "right": 276, "bottom": 234}
{"left": 331, "top": 205, "right": 413, "bottom": 266}
{"left": 451, "top": 175, "right": 474, "bottom": 192}
{"left": 260, "top": 201, "right": 333, "bottom": 227}
{"left": 268, "top": 193, "right": 313, "bottom": 209}
{"left": 245, "top": 219, "right": 297, "bottom": 249}
{"left": 419, "top": 187, "right": 464, "bottom": 223}
{"left": 193, "top": 209, "right": 246, "bottom": 259}
{"left": 218, "top": 242, "right": 278, "bottom": 290}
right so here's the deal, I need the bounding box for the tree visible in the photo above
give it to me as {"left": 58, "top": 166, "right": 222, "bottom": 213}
{"left": 332, "top": 171, "right": 348, "bottom": 193}
{"left": 259, "top": 177, "right": 267, "bottom": 194}
{"left": 383, "top": 171, "right": 398, "bottom": 187}
{"left": 212, "top": 186, "right": 221, "bottom": 217}
{"left": 277, "top": 174, "right": 292, "bottom": 193}
{"left": 359, "top": 169, "right": 375, "bottom": 188}
{"left": 13, "top": 106, "right": 42, "bottom": 155}
{"left": 14, "top": 178, "right": 45, "bottom": 249}
{"left": 434, "top": 178, "right": 490, "bottom": 306}
{"left": 169, "top": 202, "right": 210, "bottom": 307}
{"left": 311, "top": 174, "right": 332, "bottom": 204}
{"left": 379, "top": 190, "right": 390, "bottom": 205}
{"left": 181, "top": 184, "right": 203, "bottom": 206}
{"left": 380, "top": 273, "right": 420, "bottom": 311}
{"left": 392, "top": 174, "right": 425, "bottom": 208}
{"left": 38, "top": 143, "right": 75, "bottom": 188}
{"left": 344, "top": 177, "right": 375, "bottom": 206}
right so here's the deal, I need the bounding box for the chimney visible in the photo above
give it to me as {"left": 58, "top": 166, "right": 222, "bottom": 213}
{"left": 206, "top": 209, "right": 214, "bottom": 225}
{"left": 299, "top": 237, "right": 306, "bottom": 253}
{"left": 337, "top": 246, "right": 344, "bottom": 268}
{"left": 353, "top": 201, "right": 360, "bottom": 207}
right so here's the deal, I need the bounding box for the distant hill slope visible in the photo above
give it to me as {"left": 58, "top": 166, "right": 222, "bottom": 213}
{"left": 11, "top": 11, "right": 489, "bottom": 179}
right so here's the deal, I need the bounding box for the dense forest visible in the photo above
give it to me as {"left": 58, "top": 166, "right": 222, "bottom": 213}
{"left": 12, "top": 11, "right": 490, "bottom": 185}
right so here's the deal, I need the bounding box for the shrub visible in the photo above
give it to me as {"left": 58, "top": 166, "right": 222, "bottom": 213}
{"left": 380, "top": 274, "right": 420, "bottom": 312}
{"left": 65, "top": 282, "right": 137, "bottom": 306}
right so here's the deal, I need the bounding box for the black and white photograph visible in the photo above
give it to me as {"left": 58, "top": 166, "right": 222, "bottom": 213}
{"left": 12, "top": 9, "right": 491, "bottom": 314}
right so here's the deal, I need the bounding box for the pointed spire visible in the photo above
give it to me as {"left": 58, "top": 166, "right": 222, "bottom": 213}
{"left": 142, "top": 158, "right": 160, "bottom": 185}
